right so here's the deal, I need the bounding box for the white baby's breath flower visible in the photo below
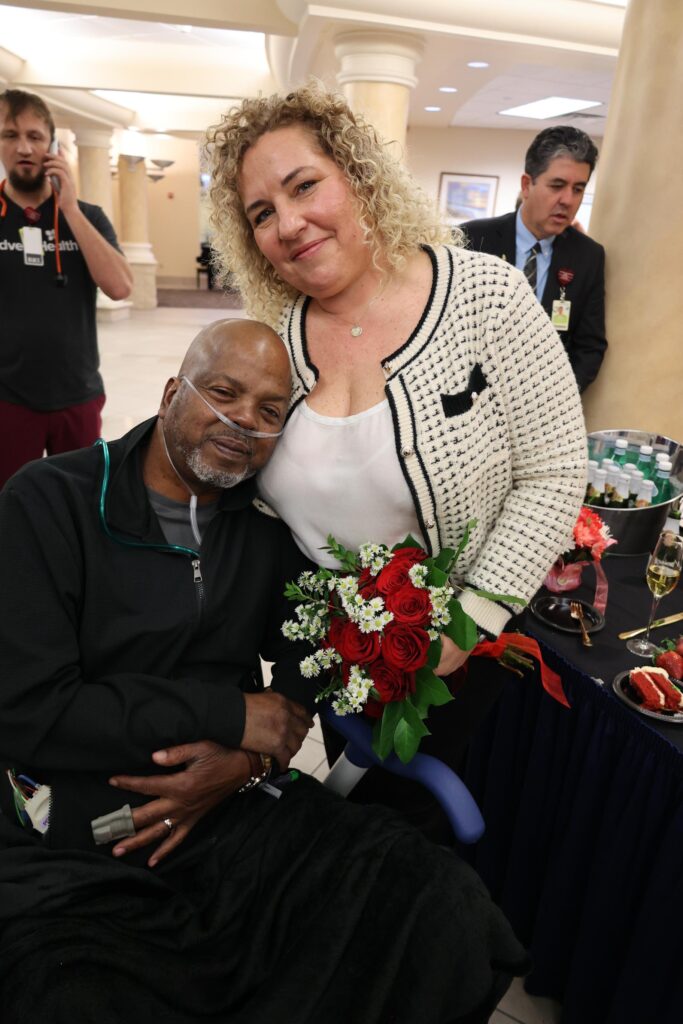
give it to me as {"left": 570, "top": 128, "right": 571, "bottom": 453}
{"left": 299, "top": 655, "right": 321, "bottom": 678}
{"left": 409, "top": 564, "right": 429, "bottom": 589}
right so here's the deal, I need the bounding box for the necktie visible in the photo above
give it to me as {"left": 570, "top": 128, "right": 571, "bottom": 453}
{"left": 523, "top": 242, "right": 542, "bottom": 295}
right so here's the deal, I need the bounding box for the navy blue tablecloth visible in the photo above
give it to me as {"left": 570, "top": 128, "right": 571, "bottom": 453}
{"left": 462, "top": 553, "right": 683, "bottom": 1024}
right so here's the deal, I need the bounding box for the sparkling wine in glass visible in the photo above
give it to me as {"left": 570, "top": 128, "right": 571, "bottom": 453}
{"left": 627, "top": 531, "right": 683, "bottom": 657}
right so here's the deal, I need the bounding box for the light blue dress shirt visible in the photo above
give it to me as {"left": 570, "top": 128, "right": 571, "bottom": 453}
{"left": 515, "top": 209, "right": 554, "bottom": 302}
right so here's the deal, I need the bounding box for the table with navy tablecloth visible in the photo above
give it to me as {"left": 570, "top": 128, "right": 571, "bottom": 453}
{"left": 461, "top": 552, "right": 683, "bottom": 1024}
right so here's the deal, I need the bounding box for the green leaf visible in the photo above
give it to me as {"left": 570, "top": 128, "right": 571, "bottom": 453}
{"left": 468, "top": 587, "right": 527, "bottom": 607}
{"left": 452, "top": 518, "right": 477, "bottom": 565}
{"left": 427, "top": 565, "right": 448, "bottom": 588}
{"left": 427, "top": 638, "right": 442, "bottom": 670}
{"left": 391, "top": 534, "right": 424, "bottom": 553}
{"left": 394, "top": 698, "right": 431, "bottom": 764}
{"left": 372, "top": 700, "right": 404, "bottom": 761}
{"left": 322, "top": 534, "right": 358, "bottom": 572}
{"left": 433, "top": 547, "right": 456, "bottom": 572}
{"left": 444, "top": 601, "right": 479, "bottom": 651}
{"left": 414, "top": 667, "right": 454, "bottom": 716}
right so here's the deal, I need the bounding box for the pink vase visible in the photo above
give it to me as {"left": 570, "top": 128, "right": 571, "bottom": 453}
{"left": 543, "top": 559, "right": 588, "bottom": 593}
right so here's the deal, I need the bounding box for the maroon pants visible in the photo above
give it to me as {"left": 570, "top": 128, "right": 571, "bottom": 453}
{"left": 0, "top": 395, "right": 105, "bottom": 489}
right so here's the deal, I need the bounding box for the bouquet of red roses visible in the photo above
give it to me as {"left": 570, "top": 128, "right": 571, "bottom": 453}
{"left": 282, "top": 526, "right": 525, "bottom": 763}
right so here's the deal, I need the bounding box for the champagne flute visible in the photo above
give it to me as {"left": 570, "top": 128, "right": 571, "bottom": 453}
{"left": 627, "top": 530, "right": 683, "bottom": 657}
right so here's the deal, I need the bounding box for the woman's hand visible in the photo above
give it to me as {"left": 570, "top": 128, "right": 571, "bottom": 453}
{"left": 435, "top": 635, "right": 470, "bottom": 677}
{"left": 108, "top": 741, "right": 251, "bottom": 867}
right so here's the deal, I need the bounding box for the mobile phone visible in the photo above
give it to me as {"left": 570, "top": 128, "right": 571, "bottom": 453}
{"left": 48, "top": 138, "right": 61, "bottom": 194}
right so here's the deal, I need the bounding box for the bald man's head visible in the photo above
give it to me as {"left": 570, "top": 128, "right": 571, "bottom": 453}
{"left": 157, "top": 318, "right": 291, "bottom": 494}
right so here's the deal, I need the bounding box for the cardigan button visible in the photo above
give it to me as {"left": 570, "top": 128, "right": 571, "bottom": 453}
{"left": 401, "top": 445, "right": 414, "bottom": 458}
{"left": 425, "top": 519, "right": 435, "bottom": 530}
{"left": 384, "top": 362, "right": 393, "bottom": 375}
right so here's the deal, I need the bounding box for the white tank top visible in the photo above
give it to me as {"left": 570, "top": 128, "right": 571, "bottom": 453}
{"left": 258, "top": 399, "right": 424, "bottom": 568}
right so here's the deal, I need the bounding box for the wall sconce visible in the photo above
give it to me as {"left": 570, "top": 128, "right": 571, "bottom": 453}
{"left": 120, "top": 154, "right": 145, "bottom": 170}
{"left": 147, "top": 172, "right": 164, "bottom": 183}
{"left": 151, "top": 159, "right": 174, "bottom": 170}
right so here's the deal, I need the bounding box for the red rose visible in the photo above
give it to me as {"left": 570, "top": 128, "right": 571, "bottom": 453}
{"left": 363, "top": 697, "right": 385, "bottom": 718}
{"left": 385, "top": 583, "right": 432, "bottom": 626}
{"left": 370, "top": 657, "right": 416, "bottom": 703}
{"left": 376, "top": 548, "right": 427, "bottom": 596}
{"left": 328, "top": 617, "right": 381, "bottom": 665}
{"left": 381, "top": 622, "right": 430, "bottom": 671}
{"left": 357, "top": 566, "right": 379, "bottom": 599}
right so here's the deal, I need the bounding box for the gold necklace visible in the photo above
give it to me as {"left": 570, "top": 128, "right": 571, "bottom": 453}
{"left": 318, "top": 278, "right": 388, "bottom": 337}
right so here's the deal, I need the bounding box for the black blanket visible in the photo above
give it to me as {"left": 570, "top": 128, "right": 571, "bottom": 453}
{"left": 0, "top": 776, "right": 528, "bottom": 1024}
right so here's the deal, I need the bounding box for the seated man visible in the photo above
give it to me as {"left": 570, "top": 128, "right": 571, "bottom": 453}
{"left": 0, "top": 319, "right": 528, "bottom": 1024}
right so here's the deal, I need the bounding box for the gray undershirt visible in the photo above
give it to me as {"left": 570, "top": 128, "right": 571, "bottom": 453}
{"left": 146, "top": 487, "right": 219, "bottom": 549}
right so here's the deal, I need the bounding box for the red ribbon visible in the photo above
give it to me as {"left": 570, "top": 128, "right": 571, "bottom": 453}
{"left": 472, "top": 633, "right": 570, "bottom": 708}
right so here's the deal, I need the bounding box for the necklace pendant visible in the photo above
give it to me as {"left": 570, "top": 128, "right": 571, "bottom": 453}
{"left": 350, "top": 325, "right": 363, "bottom": 337}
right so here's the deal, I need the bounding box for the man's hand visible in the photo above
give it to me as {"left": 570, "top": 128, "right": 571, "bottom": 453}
{"left": 43, "top": 147, "right": 78, "bottom": 215}
{"left": 241, "top": 690, "right": 313, "bottom": 769}
{"left": 435, "top": 635, "right": 470, "bottom": 676}
{"left": 109, "top": 741, "right": 250, "bottom": 867}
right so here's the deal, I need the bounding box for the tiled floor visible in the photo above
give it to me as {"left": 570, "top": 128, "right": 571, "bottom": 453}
{"left": 99, "top": 302, "right": 562, "bottom": 1024}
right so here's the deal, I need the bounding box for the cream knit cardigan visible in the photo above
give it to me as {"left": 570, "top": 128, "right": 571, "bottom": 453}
{"left": 276, "top": 244, "right": 587, "bottom": 637}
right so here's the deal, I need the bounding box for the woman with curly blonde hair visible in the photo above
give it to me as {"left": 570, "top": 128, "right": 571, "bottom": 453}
{"left": 207, "top": 81, "right": 586, "bottom": 813}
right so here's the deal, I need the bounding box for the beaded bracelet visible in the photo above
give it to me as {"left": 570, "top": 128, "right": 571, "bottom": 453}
{"left": 237, "top": 752, "right": 273, "bottom": 794}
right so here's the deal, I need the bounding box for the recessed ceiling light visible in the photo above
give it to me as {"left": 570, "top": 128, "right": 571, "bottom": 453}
{"left": 467, "top": 61, "right": 489, "bottom": 69}
{"left": 424, "top": 106, "right": 442, "bottom": 112}
{"left": 499, "top": 96, "right": 602, "bottom": 119}
{"left": 439, "top": 86, "right": 458, "bottom": 94}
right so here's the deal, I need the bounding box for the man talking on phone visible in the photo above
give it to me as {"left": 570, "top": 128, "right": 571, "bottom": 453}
{"left": 0, "top": 89, "right": 133, "bottom": 488}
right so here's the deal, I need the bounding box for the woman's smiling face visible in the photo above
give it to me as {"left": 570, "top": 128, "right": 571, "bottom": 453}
{"left": 238, "top": 124, "right": 372, "bottom": 301}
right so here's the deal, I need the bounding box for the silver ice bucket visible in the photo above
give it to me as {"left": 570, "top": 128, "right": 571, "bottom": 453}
{"left": 586, "top": 428, "right": 682, "bottom": 555}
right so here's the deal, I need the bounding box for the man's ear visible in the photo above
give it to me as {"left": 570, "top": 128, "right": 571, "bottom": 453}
{"left": 520, "top": 173, "right": 532, "bottom": 200}
{"left": 158, "top": 377, "right": 180, "bottom": 420}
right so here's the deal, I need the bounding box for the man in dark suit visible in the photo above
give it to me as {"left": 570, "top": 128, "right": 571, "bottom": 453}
{"left": 461, "top": 126, "right": 606, "bottom": 393}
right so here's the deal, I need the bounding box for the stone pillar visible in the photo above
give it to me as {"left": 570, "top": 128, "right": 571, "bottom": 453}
{"left": 74, "top": 128, "right": 114, "bottom": 220}
{"left": 334, "top": 31, "right": 423, "bottom": 157}
{"left": 117, "top": 153, "right": 157, "bottom": 310}
{"left": 584, "top": 0, "right": 683, "bottom": 442}
{"left": 74, "top": 128, "right": 131, "bottom": 322}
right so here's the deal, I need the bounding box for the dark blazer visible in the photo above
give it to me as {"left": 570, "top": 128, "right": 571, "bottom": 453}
{"left": 461, "top": 211, "right": 607, "bottom": 392}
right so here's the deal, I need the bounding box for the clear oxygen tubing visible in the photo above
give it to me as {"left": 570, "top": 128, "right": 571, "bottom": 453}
{"left": 94, "top": 438, "right": 198, "bottom": 557}
{"left": 179, "top": 376, "right": 285, "bottom": 439}
{"left": 158, "top": 426, "right": 203, "bottom": 547}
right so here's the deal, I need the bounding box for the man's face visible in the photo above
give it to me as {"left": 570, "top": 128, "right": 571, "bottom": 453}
{"left": 520, "top": 156, "right": 591, "bottom": 239}
{"left": 0, "top": 106, "right": 52, "bottom": 195}
{"left": 159, "top": 334, "right": 290, "bottom": 492}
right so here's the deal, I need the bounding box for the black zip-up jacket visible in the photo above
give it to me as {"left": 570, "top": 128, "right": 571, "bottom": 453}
{"left": 0, "top": 419, "right": 314, "bottom": 850}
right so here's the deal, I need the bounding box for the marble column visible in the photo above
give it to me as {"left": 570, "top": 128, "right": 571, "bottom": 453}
{"left": 334, "top": 31, "right": 423, "bottom": 158}
{"left": 74, "top": 128, "right": 131, "bottom": 321}
{"left": 117, "top": 153, "right": 158, "bottom": 310}
{"left": 583, "top": 0, "right": 683, "bottom": 442}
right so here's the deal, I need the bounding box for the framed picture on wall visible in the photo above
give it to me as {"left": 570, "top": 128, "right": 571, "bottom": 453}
{"left": 438, "top": 173, "right": 499, "bottom": 225}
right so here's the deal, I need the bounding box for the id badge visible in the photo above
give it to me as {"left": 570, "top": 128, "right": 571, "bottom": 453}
{"left": 551, "top": 298, "right": 571, "bottom": 331}
{"left": 20, "top": 226, "right": 44, "bottom": 267}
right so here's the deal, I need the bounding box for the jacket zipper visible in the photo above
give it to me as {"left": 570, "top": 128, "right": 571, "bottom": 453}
{"left": 192, "top": 557, "right": 204, "bottom": 617}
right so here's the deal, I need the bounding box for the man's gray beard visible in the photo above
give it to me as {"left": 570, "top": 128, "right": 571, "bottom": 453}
{"left": 9, "top": 166, "right": 46, "bottom": 195}
{"left": 182, "top": 443, "right": 255, "bottom": 489}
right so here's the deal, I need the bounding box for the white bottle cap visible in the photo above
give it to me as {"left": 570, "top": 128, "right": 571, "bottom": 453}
{"left": 615, "top": 438, "right": 628, "bottom": 450}
{"left": 639, "top": 445, "right": 653, "bottom": 456}
{"left": 658, "top": 460, "right": 673, "bottom": 473}
{"left": 656, "top": 452, "right": 670, "bottom": 465}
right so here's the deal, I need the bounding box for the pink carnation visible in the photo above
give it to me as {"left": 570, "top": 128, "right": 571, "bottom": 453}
{"left": 571, "top": 507, "right": 616, "bottom": 561}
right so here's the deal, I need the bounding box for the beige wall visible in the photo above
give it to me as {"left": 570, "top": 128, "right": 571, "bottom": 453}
{"left": 406, "top": 125, "right": 599, "bottom": 223}
{"left": 146, "top": 135, "right": 202, "bottom": 285}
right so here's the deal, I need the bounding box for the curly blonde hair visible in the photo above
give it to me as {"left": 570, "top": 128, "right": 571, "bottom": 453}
{"left": 206, "top": 80, "right": 452, "bottom": 326}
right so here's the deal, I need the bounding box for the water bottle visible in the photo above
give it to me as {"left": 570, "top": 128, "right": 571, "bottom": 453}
{"left": 612, "top": 438, "right": 630, "bottom": 466}
{"left": 635, "top": 445, "right": 655, "bottom": 480}
{"left": 604, "top": 467, "right": 621, "bottom": 504}
{"left": 652, "top": 460, "right": 673, "bottom": 505}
